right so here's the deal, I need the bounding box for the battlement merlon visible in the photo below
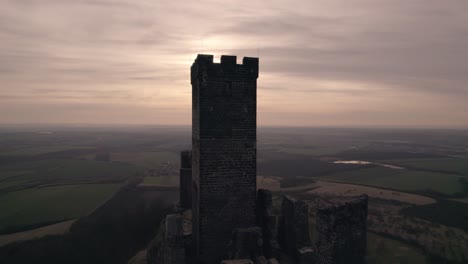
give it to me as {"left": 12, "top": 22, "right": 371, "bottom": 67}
{"left": 191, "top": 54, "right": 259, "bottom": 84}
{"left": 180, "top": 150, "right": 192, "bottom": 169}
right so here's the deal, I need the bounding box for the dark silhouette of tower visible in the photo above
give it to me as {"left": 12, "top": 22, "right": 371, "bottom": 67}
{"left": 191, "top": 54, "right": 259, "bottom": 263}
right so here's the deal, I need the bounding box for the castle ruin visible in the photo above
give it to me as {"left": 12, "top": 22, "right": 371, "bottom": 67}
{"left": 147, "top": 54, "right": 369, "bottom": 264}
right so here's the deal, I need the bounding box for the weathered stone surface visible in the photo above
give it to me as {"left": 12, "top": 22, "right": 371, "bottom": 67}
{"left": 315, "top": 195, "right": 368, "bottom": 264}
{"left": 297, "top": 247, "right": 316, "bottom": 264}
{"left": 181, "top": 149, "right": 192, "bottom": 168}
{"left": 257, "top": 189, "right": 273, "bottom": 216}
{"left": 256, "top": 189, "right": 280, "bottom": 258}
{"left": 220, "top": 259, "right": 254, "bottom": 264}
{"left": 182, "top": 209, "right": 192, "bottom": 236}
{"left": 266, "top": 258, "right": 279, "bottom": 264}
{"left": 227, "top": 227, "right": 263, "bottom": 260}
{"left": 179, "top": 150, "right": 192, "bottom": 209}
{"left": 147, "top": 215, "right": 186, "bottom": 264}
{"left": 279, "top": 195, "right": 311, "bottom": 258}
{"left": 166, "top": 214, "right": 183, "bottom": 244}
{"left": 192, "top": 54, "right": 259, "bottom": 264}
{"left": 256, "top": 256, "right": 268, "bottom": 264}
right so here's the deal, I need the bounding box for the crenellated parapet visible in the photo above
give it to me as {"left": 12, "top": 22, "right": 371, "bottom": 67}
{"left": 191, "top": 54, "right": 258, "bottom": 85}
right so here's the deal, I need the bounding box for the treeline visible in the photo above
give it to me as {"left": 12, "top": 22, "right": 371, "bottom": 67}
{"left": 401, "top": 199, "right": 468, "bottom": 233}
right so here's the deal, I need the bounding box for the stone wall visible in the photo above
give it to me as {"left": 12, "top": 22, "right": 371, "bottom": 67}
{"left": 256, "top": 189, "right": 280, "bottom": 258}
{"left": 191, "top": 54, "right": 259, "bottom": 264}
{"left": 315, "top": 195, "right": 368, "bottom": 264}
{"left": 276, "top": 194, "right": 368, "bottom": 264}
{"left": 147, "top": 214, "right": 185, "bottom": 264}
{"left": 227, "top": 227, "right": 263, "bottom": 260}
{"left": 278, "top": 195, "right": 311, "bottom": 259}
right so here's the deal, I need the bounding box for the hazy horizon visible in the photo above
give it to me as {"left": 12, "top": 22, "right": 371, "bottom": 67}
{"left": 1, "top": 122, "right": 467, "bottom": 131}
{"left": 1, "top": 0, "right": 467, "bottom": 128}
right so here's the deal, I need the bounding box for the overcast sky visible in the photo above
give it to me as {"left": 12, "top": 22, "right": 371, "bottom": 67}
{"left": 1, "top": 0, "right": 467, "bottom": 128}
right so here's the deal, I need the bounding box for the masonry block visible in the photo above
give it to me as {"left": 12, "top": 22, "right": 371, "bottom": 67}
{"left": 315, "top": 195, "right": 368, "bottom": 264}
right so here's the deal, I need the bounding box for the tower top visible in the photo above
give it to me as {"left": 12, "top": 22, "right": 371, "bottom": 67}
{"left": 191, "top": 54, "right": 258, "bottom": 83}
{"left": 194, "top": 54, "right": 258, "bottom": 66}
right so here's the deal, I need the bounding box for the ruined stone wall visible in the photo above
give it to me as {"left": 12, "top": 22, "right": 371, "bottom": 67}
{"left": 179, "top": 150, "right": 192, "bottom": 209}
{"left": 147, "top": 214, "right": 185, "bottom": 264}
{"left": 191, "top": 54, "right": 259, "bottom": 264}
{"left": 279, "top": 195, "right": 311, "bottom": 258}
{"left": 315, "top": 195, "right": 368, "bottom": 264}
{"left": 256, "top": 189, "right": 280, "bottom": 258}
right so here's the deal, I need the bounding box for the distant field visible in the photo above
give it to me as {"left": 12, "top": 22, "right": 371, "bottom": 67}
{"left": 0, "top": 146, "right": 93, "bottom": 156}
{"left": 367, "top": 232, "right": 427, "bottom": 264}
{"left": 0, "top": 170, "right": 32, "bottom": 181}
{"left": 142, "top": 176, "right": 178, "bottom": 186}
{"left": 0, "top": 183, "right": 122, "bottom": 234}
{"left": 0, "top": 159, "right": 136, "bottom": 191}
{"left": 385, "top": 158, "right": 468, "bottom": 176}
{"left": 111, "top": 151, "right": 179, "bottom": 170}
{"left": 318, "top": 167, "right": 463, "bottom": 195}
{"left": 275, "top": 146, "right": 348, "bottom": 156}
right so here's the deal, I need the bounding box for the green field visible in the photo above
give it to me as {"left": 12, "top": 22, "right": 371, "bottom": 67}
{"left": 111, "top": 151, "right": 179, "bottom": 170}
{"left": 142, "top": 176, "right": 178, "bottom": 186}
{"left": 367, "top": 232, "right": 428, "bottom": 264}
{"left": 0, "top": 170, "right": 32, "bottom": 181}
{"left": 319, "top": 167, "right": 463, "bottom": 195}
{"left": 142, "top": 176, "right": 163, "bottom": 185}
{"left": 0, "top": 183, "right": 122, "bottom": 234}
{"left": 0, "top": 146, "right": 93, "bottom": 156}
{"left": 0, "top": 159, "right": 136, "bottom": 191}
{"left": 385, "top": 158, "right": 468, "bottom": 176}
{"left": 275, "top": 146, "right": 348, "bottom": 156}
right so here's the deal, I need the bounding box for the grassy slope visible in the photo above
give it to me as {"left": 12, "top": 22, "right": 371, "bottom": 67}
{"left": 0, "top": 220, "right": 75, "bottom": 247}
{"left": 0, "top": 183, "right": 122, "bottom": 234}
{"left": 367, "top": 232, "right": 428, "bottom": 264}
{"left": 402, "top": 199, "right": 468, "bottom": 233}
{"left": 0, "top": 186, "right": 177, "bottom": 264}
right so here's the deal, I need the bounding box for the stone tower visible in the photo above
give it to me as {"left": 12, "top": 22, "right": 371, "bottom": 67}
{"left": 191, "top": 54, "right": 259, "bottom": 263}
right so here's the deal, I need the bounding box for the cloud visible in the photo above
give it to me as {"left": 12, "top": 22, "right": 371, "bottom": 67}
{"left": 0, "top": 0, "right": 467, "bottom": 127}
